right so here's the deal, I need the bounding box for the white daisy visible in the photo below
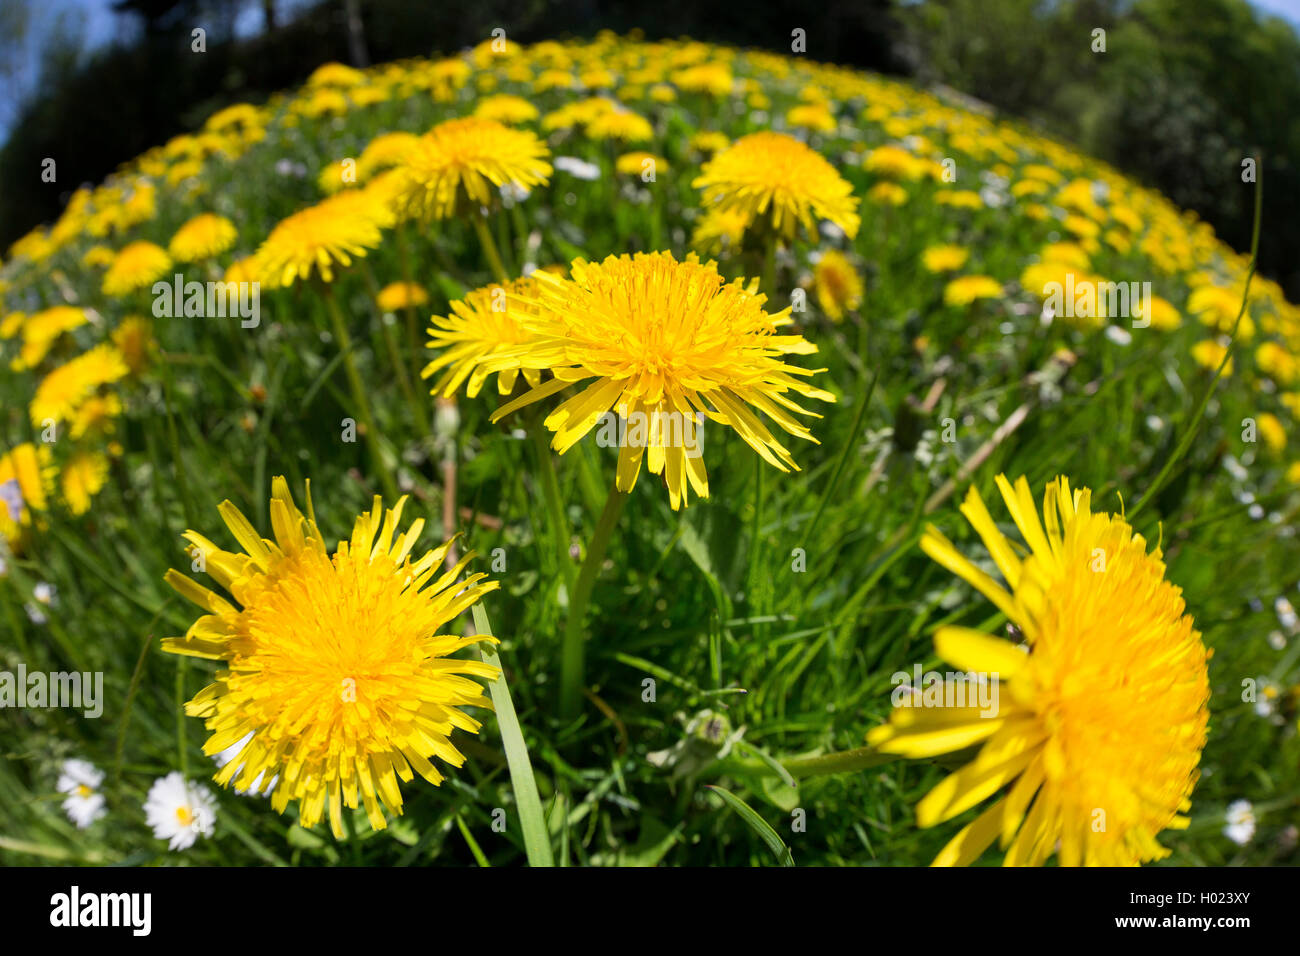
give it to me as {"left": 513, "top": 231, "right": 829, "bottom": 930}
{"left": 553, "top": 156, "right": 601, "bottom": 180}
{"left": 56, "top": 759, "right": 107, "bottom": 829}
{"left": 143, "top": 772, "right": 218, "bottom": 850}
{"left": 1224, "top": 799, "right": 1256, "bottom": 846}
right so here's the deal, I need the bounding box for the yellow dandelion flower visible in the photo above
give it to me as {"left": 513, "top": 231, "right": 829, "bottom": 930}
{"left": 672, "top": 63, "right": 733, "bottom": 97}
{"left": 869, "top": 475, "right": 1210, "bottom": 866}
{"left": 921, "top": 244, "right": 969, "bottom": 273}
{"left": 12, "top": 306, "right": 89, "bottom": 371}
{"left": 307, "top": 62, "right": 365, "bottom": 88}
{"left": 1062, "top": 213, "right": 1101, "bottom": 240}
{"left": 162, "top": 478, "right": 501, "bottom": 837}
{"left": 318, "top": 159, "right": 357, "bottom": 194}
{"left": 868, "top": 181, "right": 908, "bottom": 207}
{"left": 586, "top": 107, "right": 654, "bottom": 143}
{"left": 936, "top": 189, "right": 984, "bottom": 210}
{"left": 119, "top": 182, "right": 157, "bottom": 230}
{"left": 944, "top": 275, "right": 1002, "bottom": 307}
{"left": 9, "top": 227, "right": 56, "bottom": 263}
{"left": 1141, "top": 295, "right": 1182, "bottom": 332}
{"left": 1020, "top": 163, "right": 1064, "bottom": 184}
{"left": 0, "top": 311, "right": 25, "bottom": 340}
{"left": 356, "top": 131, "right": 420, "bottom": 180}
{"left": 688, "top": 131, "right": 730, "bottom": 155}
{"left": 168, "top": 213, "right": 238, "bottom": 263}
{"left": 423, "top": 278, "right": 544, "bottom": 398}
{"left": 487, "top": 252, "right": 835, "bottom": 510}
{"left": 473, "top": 94, "right": 540, "bottom": 125}
{"left": 864, "top": 145, "right": 930, "bottom": 181}
{"left": 81, "top": 245, "right": 116, "bottom": 269}
{"left": 1257, "top": 412, "right": 1287, "bottom": 455}
{"left": 224, "top": 256, "right": 259, "bottom": 285}
{"left": 786, "top": 103, "right": 836, "bottom": 133}
{"left": 112, "top": 316, "right": 155, "bottom": 375}
{"left": 30, "top": 344, "right": 129, "bottom": 426}
{"left": 375, "top": 282, "right": 429, "bottom": 312}
{"left": 391, "top": 117, "right": 552, "bottom": 222}
{"left": 1287, "top": 461, "right": 1300, "bottom": 485}
{"left": 812, "top": 250, "right": 863, "bottom": 322}
{"left": 103, "top": 241, "right": 173, "bottom": 297}
{"left": 1011, "top": 178, "right": 1051, "bottom": 198}
{"left": 69, "top": 392, "right": 124, "bottom": 439}
{"left": 1191, "top": 339, "right": 1233, "bottom": 375}
{"left": 690, "top": 206, "right": 752, "bottom": 254}
{"left": 535, "top": 69, "right": 575, "bottom": 92}
{"left": 1039, "top": 242, "right": 1090, "bottom": 270}
{"left": 615, "top": 151, "right": 667, "bottom": 176}
{"left": 1255, "top": 342, "right": 1296, "bottom": 386}
{"left": 60, "top": 450, "right": 109, "bottom": 516}
{"left": 0, "top": 443, "right": 55, "bottom": 545}
{"left": 694, "top": 131, "right": 860, "bottom": 240}
{"left": 254, "top": 191, "right": 386, "bottom": 287}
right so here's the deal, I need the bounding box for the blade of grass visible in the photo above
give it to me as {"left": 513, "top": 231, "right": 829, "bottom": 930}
{"left": 471, "top": 601, "right": 554, "bottom": 867}
{"left": 705, "top": 785, "right": 794, "bottom": 866}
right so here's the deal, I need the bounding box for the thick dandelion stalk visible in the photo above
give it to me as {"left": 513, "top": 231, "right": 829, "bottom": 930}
{"left": 472, "top": 212, "right": 510, "bottom": 284}
{"left": 320, "top": 283, "right": 398, "bottom": 501}
{"left": 559, "top": 480, "right": 629, "bottom": 720}
{"left": 531, "top": 423, "right": 574, "bottom": 594}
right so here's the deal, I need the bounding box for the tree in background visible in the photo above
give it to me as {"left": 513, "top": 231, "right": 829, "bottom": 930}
{"left": 902, "top": 0, "right": 1300, "bottom": 295}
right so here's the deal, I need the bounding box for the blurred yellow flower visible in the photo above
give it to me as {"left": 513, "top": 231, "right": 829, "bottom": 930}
{"left": 813, "top": 250, "right": 863, "bottom": 322}
{"left": 944, "top": 275, "right": 1002, "bottom": 307}
{"left": 168, "top": 213, "right": 238, "bottom": 263}
{"left": 103, "top": 241, "right": 172, "bottom": 297}
{"left": 375, "top": 282, "right": 429, "bottom": 312}
{"left": 921, "top": 244, "right": 969, "bottom": 273}
{"left": 60, "top": 450, "right": 109, "bottom": 516}
{"left": 694, "top": 131, "right": 860, "bottom": 241}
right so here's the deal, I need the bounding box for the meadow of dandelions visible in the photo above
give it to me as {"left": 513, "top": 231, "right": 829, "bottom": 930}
{"left": 2, "top": 34, "right": 1299, "bottom": 867}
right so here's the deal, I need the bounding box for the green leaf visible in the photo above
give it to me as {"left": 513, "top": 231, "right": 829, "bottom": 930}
{"left": 706, "top": 785, "right": 795, "bottom": 866}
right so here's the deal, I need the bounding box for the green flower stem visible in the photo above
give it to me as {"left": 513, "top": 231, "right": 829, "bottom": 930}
{"left": 559, "top": 480, "right": 630, "bottom": 720}
{"left": 322, "top": 284, "right": 399, "bottom": 502}
{"left": 531, "top": 425, "right": 574, "bottom": 594}
{"left": 472, "top": 213, "right": 510, "bottom": 284}
{"left": 747, "top": 455, "right": 764, "bottom": 603}
{"left": 762, "top": 233, "right": 778, "bottom": 298}
{"left": 729, "top": 745, "right": 896, "bottom": 780}
{"left": 780, "top": 746, "right": 896, "bottom": 778}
